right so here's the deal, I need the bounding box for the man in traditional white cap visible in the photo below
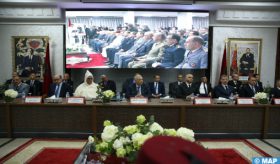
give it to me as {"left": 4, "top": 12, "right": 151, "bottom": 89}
{"left": 74, "top": 70, "right": 98, "bottom": 100}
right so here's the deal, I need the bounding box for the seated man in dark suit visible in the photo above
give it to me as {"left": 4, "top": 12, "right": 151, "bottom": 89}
{"left": 254, "top": 74, "right": 264, "bottom": 92}
{"left": 126, "top": 74, "right": 150, "bottom": 99}
{"left": 194, "top": 76, "right": 212, "bottom": 97}
{"left": 178, "top": 74, "right": 196, "bottom": 98}
{"left": 270, "top": 79, "right": 280, "bottom": 98}
{"left": 98, "top": 74, "right": 116, "bottom": 94}
{"left": 8, "top": 75, "right": 29, "bottom": 98}
{"left": 26, "top": 72, "right": 42, "bottom": 96}
{"left": 228, "top": 73, "right": 242, "bottom": 95}
{"left": 48, "top": 74, "right": 73, "bottom": 98}
{"left": 168, "top": 74, "right": 184, "bottom": 98}
{"left": 5, "top": 71, "right": 20, "bottom": 89}
{"left": 63, "top": 73, "right": 74, "bottom": 89}
{"left": 239, "top": 76, "right": 261, "bottom": 98}
{"left": 152, "top": 34, "right": 185, "bottom": 68}
{"left": 213, "top": 75, "right": 234, "bottom": 99}
{"left": 148, "top": 75, "right": 165, "bottom": 98}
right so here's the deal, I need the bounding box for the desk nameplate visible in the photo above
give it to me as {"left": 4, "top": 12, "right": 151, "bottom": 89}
{"left": 67, "top": 97, "right": 85, "bottom": 104}
{"left": 237, "top": 98, "right": 254, "bottom": 105}
{"left": 25, "top": 96, "right": 42, "bottom": 104}
{"left": 130, "top": 98, "right": 148, "bottom": 104}
{"left": 194, "top": 98, "right": 211, "bottom": 105}
{"left": 274, "top": 98, "right": 280, "bottom": 105}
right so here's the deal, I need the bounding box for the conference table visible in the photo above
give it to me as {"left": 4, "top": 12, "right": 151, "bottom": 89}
{"left": 0, "top": 98, "right": 279, "bottom": 139}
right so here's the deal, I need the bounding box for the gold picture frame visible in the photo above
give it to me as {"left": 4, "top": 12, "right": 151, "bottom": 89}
{"left": 227, "top": 38, "right": 262, "bottom": 81}
{"left": 12, "top": 36, "right": 49, "bottom": 79}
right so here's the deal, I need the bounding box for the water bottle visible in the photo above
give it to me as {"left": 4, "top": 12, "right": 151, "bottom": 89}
{"left": 116, "top": 92, "right": 120, "bottom": 101}
{"left": 22, "top": 92, "right": 26, "bottom": 102}
{"left": 122, "top": 93, "right": 127, "bottom": 102}
{"left": 66, "top": 92, "right": 70, "bottom": 98}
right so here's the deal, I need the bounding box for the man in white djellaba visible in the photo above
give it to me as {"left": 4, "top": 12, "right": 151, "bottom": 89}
{"left": 74, "top": 70, "right": 98, "bottom": 100}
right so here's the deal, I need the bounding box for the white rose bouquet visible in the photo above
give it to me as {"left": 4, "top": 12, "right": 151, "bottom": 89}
{"left": 254, "top": 92, "right": 269, "bottom": 104}
{"left": 96, "top": 86, "right": 115, "bottom": 103}
{"left": 87, "top": 115, "right": 195, "bottom": 162}
{"left": 4, "top": 89, "right": 18, "bottom": 102}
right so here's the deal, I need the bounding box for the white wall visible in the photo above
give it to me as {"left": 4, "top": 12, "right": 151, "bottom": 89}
{"left": 0, "top": 25, "right": 64, "bottom": 83}
{"left": 211, "top": 27, "right": 278, "bottom": 86}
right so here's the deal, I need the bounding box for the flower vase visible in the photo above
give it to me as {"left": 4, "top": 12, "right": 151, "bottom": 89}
{"left": 4, "top": 96, "right": 14, "bottom": 103}
{"left": 102, "top": 97, "right": 111, "bottom": 103}
{"left": 257, "top": 98, "right": 269, "bottom": 104}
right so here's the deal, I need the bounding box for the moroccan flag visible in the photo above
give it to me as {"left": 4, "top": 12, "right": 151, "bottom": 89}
{"left": 42, "top": 43, "right": 52, "bottom": 96}
{"left": 231, "top": 44, "right": 238, "bottom": 72}
{"left": 220, "top": 44, "right": 227, "bottom": 76}
{"left": 68, "top": 18, "right": 72, "bottom": 27}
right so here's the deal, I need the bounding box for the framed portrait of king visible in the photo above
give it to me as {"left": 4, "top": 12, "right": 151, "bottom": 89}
{"left": 227, "top": 38, "right": 262, "bottom": 81}
{"left": 13, "top": 36, "right": 49, "bottom": 79}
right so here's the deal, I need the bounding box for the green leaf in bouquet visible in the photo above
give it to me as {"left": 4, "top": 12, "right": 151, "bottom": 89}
{"left": 127, "top": 150, "right": 138, "bottom": 162}
{"left": 149, "top": 115, "right": 155, "bottom": 125}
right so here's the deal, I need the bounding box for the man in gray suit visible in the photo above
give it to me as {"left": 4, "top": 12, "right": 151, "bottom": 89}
{"left": 128, "top": 32, "right": 165, "bottom": 68}
{"left": 9, "top": 75, "right": 29, "bottom": 98}
{"left": 176, "top": 36, "right": 207, "bottom": 69}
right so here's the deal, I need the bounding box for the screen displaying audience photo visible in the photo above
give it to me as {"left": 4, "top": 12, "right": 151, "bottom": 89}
{"left": 65, "top": 11, "right": 209, "bottom": 69}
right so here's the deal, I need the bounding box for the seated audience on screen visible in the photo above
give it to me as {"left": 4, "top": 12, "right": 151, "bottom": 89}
{"left": 168, "top": 74, "right": 184, "bottom": 98}
{"left": 98, "top": 74, "right": 116, "bottom": 94}
{"left": 48, "top": 75, "right": 73, "bottom": 98}
{"left": 126, "top": 74, "right": 150, "bottom": 98}
{"left": 128, "top": 32, "right": 165, "bottom": 68}
{"left": 178, "top": 74, "right": 196, "bottom": 98}
{"left": 102, "top": 31, "right": 125, "bottom": 58}
{"left": 239, "top": 76, "right": 261, "bottom": 98}
{"left": 253, "top": 74, "right": 264, "bottom": 92}
{"left": 148, "top": 75, "right": 165, "bottom": 98}
{"left": 228, "top": 73, "right": 242, "bottom": 95}
{"left": 152, "top": 34, "right": 185, "bottom": 68}
{"left": 113, "top": 32, "right": 145, "bottom": 68}
{"left": 270, "top": 79, "right": 280, "bottom": 98}
{"left": 74, "top": 70, "right": 98, "bottom": 100}
{"left": 8, "top": 75, "right": 29, "bottom": 98}
{"left": 119, "top": 32, "right": 154, "bottom": 68}
{"left": 175, "top": 36, "right": 207, "bottom": 69}
{"left": 177, "top": 29, "right": 186, "bottom": 47}
{"left": 63, "top": 73, "right": 74, "bottom": 89}
{"left": 106, "top": 31, "right": 135, "bottom": 65}
{"left": 213, "top": 75, "right": 234, "bottom": 99}
{"left": 26, "top": 72, "right": 42, "bottom": 96}
{"left": 194, "top": 76, "right": 212, "bottom": 97}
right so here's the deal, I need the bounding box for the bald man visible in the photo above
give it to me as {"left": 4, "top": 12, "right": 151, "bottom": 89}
{"left": 126, "top": 74, "right": 151, "bottom": 98}
{"left": 8, "top": 75, "right": 29, "bottom": 98}
{"left": 178, "top": 74, "right": 196, "bottom": 98}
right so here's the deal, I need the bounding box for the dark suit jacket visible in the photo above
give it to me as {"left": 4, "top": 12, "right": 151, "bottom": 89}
{"left": 168, "top": 81, "right": 182, "bottom": 98}
{"left": 135, "top": 39, "right": 154, "bottom": 57}
{"left": 256, "top": 81, "right": 264, "bottom": 92}
{"left": 228, "top": 80, "right": 242, "bottom": 94}
{"left": 239, "top": 53, "right": 254, "bottom": 72}
{"left": 122, "top": 78, "right": 134, "bottom": 94}
{"left": 126, "top": 83, "right": 151, "bottom": 98}
{"left": 194, "top": 82, "right": 212, "bottom": 97}
{"left": 270, "top": 87, "right": 280, "bottom": 98}
{"left": 213, "top": 84, "right": 234, "bottom": 99}
{"left": 148, "top": 81, "right": 165, "bottom": 97}
{"left": 239, "top": 84, "right": 260, "bottom": 98}
{"left": 26, "top": 80, "right": 42, "bottom": 96}
{"left": 160, "top": 45, "right": 185, "bottom": 68}
{"left": 120, "top": 37, "right": 135, "bottom": 51}
{"left": 98, "top": 80, "right": 117, "bottom": 94}
{"left": 178, "top": 83, "right": 196, "bottom": 98}
{"left": 23, "top": 55, "right": 41, "bottom": 72}
{"left": 48, "top": 82, "right": 73, "bottom": 98}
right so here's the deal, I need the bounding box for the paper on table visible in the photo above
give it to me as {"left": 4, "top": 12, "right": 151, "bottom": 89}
{"left": 218, "top": 97, "right": 228, "bottom": 100}
{"left": 48, "top": 95, "right": 56, "bottom": 99}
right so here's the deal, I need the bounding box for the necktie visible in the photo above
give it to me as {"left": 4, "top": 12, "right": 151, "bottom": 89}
{"left": 225, "top": 85, "right": 229, "bottom": 92}
{"left": 55, "top": 84, "right": 59, "bottom": 97}
{"left": 137, "top": 86, "right": 141, "bottom": 95}
{"left": 155, "top": 82, "right": 158, "bottom": 94}
{"left": 204, "top": 83, "right": 207, "bottom": 94}
{"left": 252, "top": 86, "right": 256, "bottom": 94}
{"left": 31, "top": 80, "right": 34, "bottom": 86}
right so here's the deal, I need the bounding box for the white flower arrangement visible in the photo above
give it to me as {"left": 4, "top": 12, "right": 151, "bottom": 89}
{"left": 4, "top": 89, "right": 18, "bottom": 98}
{"left": 88, "top": 115, "right": 195, "bottom": 162}
{"left": 254, "top": 92, "right": 269, "bottom": 104}
{"left": 103, "top": 90, "right": 115, "bottom": 99}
